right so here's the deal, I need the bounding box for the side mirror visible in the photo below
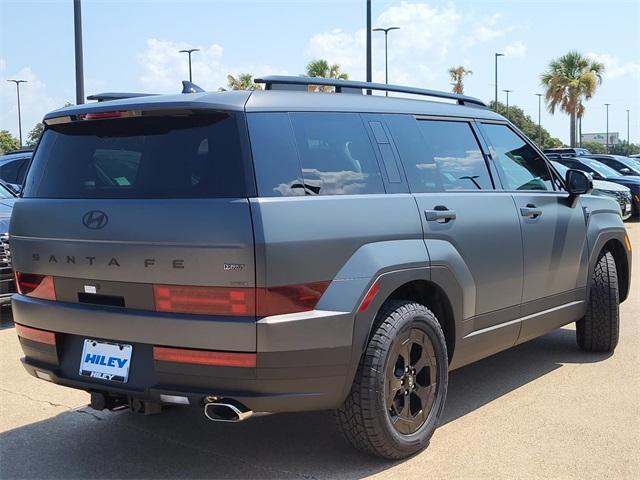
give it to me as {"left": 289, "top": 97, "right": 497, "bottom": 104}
{"left": 619, "top": 167, "right": 631, "bottom": 175}
{"left": 566, "top": 169, "right": 593, "bottom": 196}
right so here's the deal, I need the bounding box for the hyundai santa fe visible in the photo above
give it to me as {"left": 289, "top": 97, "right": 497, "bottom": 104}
{"left": 10, "top": 76, "right": 632, "bottom": 459}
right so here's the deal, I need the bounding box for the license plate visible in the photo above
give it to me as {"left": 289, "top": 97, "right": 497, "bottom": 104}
{"left": 80, "top": 339, "right": 133, "bottom": 383}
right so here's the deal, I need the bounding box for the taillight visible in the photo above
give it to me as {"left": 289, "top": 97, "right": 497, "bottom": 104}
{"left": 256, "top": 281, "right": 330, "bottom": 316}
{"left": 15, "top": 323, "right": 57, "bottom": 346}
{"left": 153, "top": 285, "right": 255, "bottom": 316}
{"left": 15, "top": 273, "right": 57, "bottom": 301}
{"left": 152, "top": 281, "right": 330, "bottom": 317}
{"left": 153, "top": 346, "right": 256, "bottom": 367}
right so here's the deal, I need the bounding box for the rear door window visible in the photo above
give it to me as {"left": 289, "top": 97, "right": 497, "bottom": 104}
{"left": 409, "top": 120, "right": 493, "bottom": 192}
{"left": 24, "top": 113, "right": 248, "bottom": 199}
{"left": 289, "top": 113, "right": 384, "bottom": 195}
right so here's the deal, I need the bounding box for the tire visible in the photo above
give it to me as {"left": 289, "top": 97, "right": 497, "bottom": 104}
{"left": 576, "top": 250, "right": 619, "bottom": 352}
{"left": 335, "top": 300, "right": 448, "bottom": 459}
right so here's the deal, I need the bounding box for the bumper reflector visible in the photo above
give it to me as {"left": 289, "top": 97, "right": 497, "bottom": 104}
{"left": 35, "top": 371, "right": 53, "bottom": 382}
{"left": 358, "top": 281, "right": 380, "bottom": 312}
{"left": 153, "top": 346, "right": 256, "bottom": 368}
{"left": 160, "top": 394, "right": 190, "bottom": 405}
{"left": 15, "top": 323, "right": 57, "bottom": 346}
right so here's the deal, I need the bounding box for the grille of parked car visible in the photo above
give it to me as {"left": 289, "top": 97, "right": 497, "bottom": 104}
{"left": 0, "top": 233, "right": 14, "bottom": 296}
{"left": 613, "top": 191, "right": 632, "bottom": 208}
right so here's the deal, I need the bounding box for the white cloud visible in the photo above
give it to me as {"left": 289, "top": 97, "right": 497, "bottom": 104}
{"left": 0, "top": 65, "right": 58, "bottom": 141}
{"left": 504, "top": 41, "right": 527, "bottom": 60}
{"left": 586, "top": 52, "right": 640, "bottom": 79}
{"left": 305, "top": 1, "right": 515, "bottom": 93}
{"left": 462, "top": 13, "right": 512, "bottom": 47}
{"left": 137, "top": 38, "right": 287, "bottom": 92}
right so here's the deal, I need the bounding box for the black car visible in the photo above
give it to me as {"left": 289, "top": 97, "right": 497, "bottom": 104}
{"left": 584, "top": 154, "right": 640, "bottom": 177}
{"left": 555, "top": 156, "right": 640, "bottom": 216}
{"left": 543, "top": 147, "right": 591, "bottom": 156}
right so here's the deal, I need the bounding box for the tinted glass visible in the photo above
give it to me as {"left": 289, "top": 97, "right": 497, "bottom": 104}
{"left": 0, "top": 157, "right": 28, "bottom": 184}
{"left": 482, "top": 124, "right": 554, "bottom": 191}
{"left": 579, "top": 158, "right": 620, "bottom": 178}
{"left": 24, "top": 113, "right": 247, "bottom": 199}
{"left": 415, "top": 120, "right": 492, "bottom": 191}
{"left": 289, "top": 113, "right": 384, "bottom": 195}
{"left": 248, "top": 113, "right": 305, "bottom": 197}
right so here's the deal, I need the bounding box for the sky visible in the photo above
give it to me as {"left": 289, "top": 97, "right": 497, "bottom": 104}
{"left": 1, "top": 0, "right": 639, "bottom": 145}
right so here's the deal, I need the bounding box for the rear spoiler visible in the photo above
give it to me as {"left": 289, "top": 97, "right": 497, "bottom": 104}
{"left": 86, "top": 92, "right": 158, "bottom": 102}
{"left": 87, "top": 81, "right": 205, "bottom": 102}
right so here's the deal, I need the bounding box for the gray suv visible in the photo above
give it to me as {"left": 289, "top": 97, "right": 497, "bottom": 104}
{"left": 10, "top": 76, "right": 632, "bottom": 459}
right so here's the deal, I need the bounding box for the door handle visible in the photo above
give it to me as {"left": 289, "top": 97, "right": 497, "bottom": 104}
{"left": 425, "top": 206, "right": 456, "bottom": 223}
{"left": 520, "top": 204, "right": 543, "bottom": 218}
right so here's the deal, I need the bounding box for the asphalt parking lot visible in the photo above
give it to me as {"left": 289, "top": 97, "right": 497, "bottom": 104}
{"left": 0, "top": 221, "right": 638, "bottom": 479}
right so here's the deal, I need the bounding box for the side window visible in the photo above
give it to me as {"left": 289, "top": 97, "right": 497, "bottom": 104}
{"left": 289, "top": 113, "right": 384, "bottom": 195}
{"left": 482, "top": 123, "right": 554, "bottom": 191}
{"left": 247, "top": 113, "right": 304, "bottom": 197}
{"left": 0, "top": 158, "right": 23, "bottom": 184}
{"left": 15, "top": 158, "right": 30, "bottom": 184}
{"left": 415, "top": 120, "right": 493, "bottom": 191}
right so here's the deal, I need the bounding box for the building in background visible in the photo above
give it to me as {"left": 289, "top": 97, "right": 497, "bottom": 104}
{"left": 581, "top": 132, "right": 620, "bottom": 146}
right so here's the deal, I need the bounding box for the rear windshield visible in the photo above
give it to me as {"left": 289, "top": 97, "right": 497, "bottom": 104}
{"left": 23, "top": 113, "right": 248, "bottom": 199}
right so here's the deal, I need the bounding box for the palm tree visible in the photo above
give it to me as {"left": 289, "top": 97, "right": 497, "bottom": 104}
{"left": 226, "top": 74, "right": 262, "bottom": 90}
{"left": 541, "top": 51, "right": 604, "bottom": 147}
{"left": 305, "top": 59, "right": 348, "bottom": 92}
{"left": 448, "top": 66, "right": 472, "bottom": 94}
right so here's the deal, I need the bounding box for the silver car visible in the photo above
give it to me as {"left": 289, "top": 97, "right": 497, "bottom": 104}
{"left": 0, "top": 181, "right": 15, "bottom": 306}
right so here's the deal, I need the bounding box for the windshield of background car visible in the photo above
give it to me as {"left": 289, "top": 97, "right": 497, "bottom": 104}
{"left": 580, "top": 158, "right": 621, "bottom": 178}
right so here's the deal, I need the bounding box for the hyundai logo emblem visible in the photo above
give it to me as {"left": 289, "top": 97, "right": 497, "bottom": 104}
{"left": 82, "top": 210, "right": 109, "bottom": 230}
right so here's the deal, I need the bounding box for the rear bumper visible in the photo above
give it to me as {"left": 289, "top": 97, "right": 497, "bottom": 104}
{"left": 13, "top": 295, "right": 355, "bottom": 413}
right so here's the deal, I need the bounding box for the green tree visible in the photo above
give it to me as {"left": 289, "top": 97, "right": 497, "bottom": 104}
{"left": 609, "top": 141, "right": 640, "bottom": 156}
{"left": 448, "top": 66, "right": 472, "bottom": 94}
{"left": 488, "top": 101, "right": 562, "bottom": 149}
{"left": 226, "top": 74, "right": 262, "bottom": 91}
{"left": 540, "top": 51, "right": 605, "bottom": 147}
{"left": 0, "top": 130, "right": 20, "bottom": 154}
{"left": 305, "top": 59, "right": 348, "bottom": 92}
{"left": 580, "top": 141, "right": 607, "bottom": 154}
{"left": 26, "top": 122, "right": 44, "bottom": 148}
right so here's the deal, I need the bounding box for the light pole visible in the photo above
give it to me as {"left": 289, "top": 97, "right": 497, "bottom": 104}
{"left": 627, "top": 109, "right": 630, "bottom": 155}
{"left": 494, "top": 53, "right": 504, "bottom": 111}
{"left": 503, "top": 89, "right": 512, "bottom": 119}
{"left": 366, "top": 0, "right": 372, "bottom": 95}
{"left": 373, "top": 27, "right": 400, "bottom": 95}
{"left": 7, "top": 79, "right": 27, "bottom": 148}
{"left": 179, "top": 48, "right": 200, "bottom": 82}
{"left": 535, "top": 93, "right": 543, "bottom": 147}
{"left": 604, "top": 103, "right": 611, "bottom": 153}
{"left": 74, "top": 0, "right": 85, "bottom": 104}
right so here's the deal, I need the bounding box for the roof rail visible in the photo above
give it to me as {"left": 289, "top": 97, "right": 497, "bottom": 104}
{"left": 254, "top": 75, "right": 487, "bottom": 108}
{"left": 86, "top": 92, "right": 158, "bottom": 102}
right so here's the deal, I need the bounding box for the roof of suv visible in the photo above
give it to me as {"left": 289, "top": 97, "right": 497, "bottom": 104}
{"left": 43, "top": 89, "right": 504, "bottom": 123}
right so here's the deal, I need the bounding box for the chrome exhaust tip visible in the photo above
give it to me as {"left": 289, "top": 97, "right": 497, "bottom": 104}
{"left": 204, "top": 398, "right": 253, "bottom": 422}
